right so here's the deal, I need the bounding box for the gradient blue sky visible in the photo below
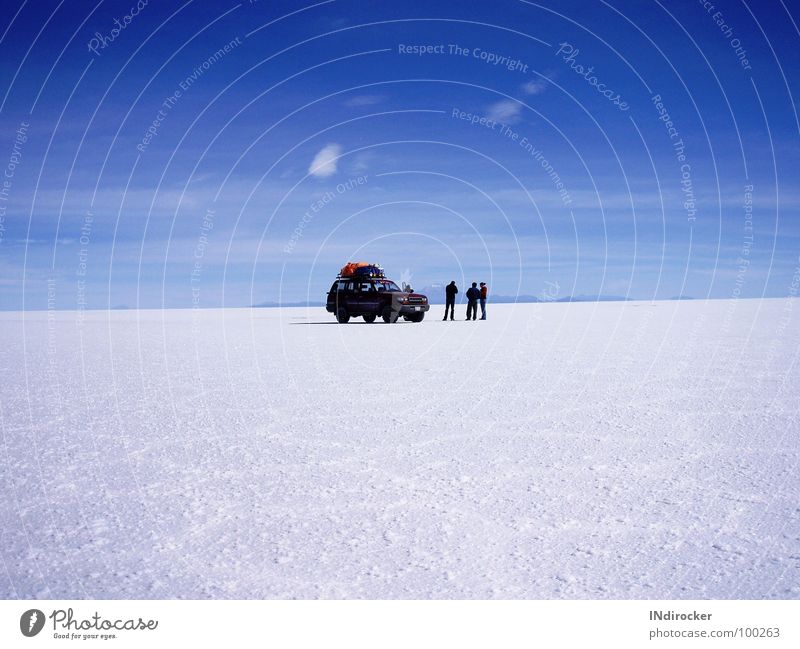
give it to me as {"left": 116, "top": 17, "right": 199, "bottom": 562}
{"left": 0, "top": 0, "right": 799, "bottom": 309}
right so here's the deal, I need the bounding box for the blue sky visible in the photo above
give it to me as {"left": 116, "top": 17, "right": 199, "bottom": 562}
{"left": 0, "top": 0, "right": 798, "bottom": 309}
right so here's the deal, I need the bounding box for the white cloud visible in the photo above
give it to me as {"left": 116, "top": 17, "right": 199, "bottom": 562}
{"left": 521, "top": 80, "right": 546, "bottom": 95}
{"left": 486, "top": 99, "right": 522, "bottom": 124}
{"left": 308, "top": 144, "right": 342, "bottom": 178}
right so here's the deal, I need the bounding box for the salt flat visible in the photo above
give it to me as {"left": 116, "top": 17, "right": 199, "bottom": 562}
{"left": 1, "top": 299, "right": 798, "bottom": 599}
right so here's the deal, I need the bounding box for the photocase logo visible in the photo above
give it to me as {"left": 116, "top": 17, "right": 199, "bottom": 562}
{"left": 20, "top": 609, "right": 45, "bottom": 637}
{"left": 398, "top": 267, "right": 413, "bottom": 292}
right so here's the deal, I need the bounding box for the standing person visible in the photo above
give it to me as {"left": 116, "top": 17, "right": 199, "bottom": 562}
{"left": 465, "top": 282, "right": 480, "bottom": 320}
{"left": 443, "top": 281, "right": 458, "bottom": 321}
{"left": 479, "top": 282, "right": 488, "bottom": 320}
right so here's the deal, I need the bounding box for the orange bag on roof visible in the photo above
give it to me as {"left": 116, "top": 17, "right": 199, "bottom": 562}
{"left": 340, "top": 262, "right": 371, "bottom": 277}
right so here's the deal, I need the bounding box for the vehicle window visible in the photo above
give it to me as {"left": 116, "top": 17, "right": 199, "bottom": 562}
{"left": 336, "top": 281, "right": 347, "bottom": 291}
{"left": 376, "top": 281, "right": 400, "bottom": 291}
{"left": 358, "top": 283, "right": 374, "bottom": 292}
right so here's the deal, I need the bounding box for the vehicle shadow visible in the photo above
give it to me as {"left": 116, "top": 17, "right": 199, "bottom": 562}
{"left": 290, "top": 321, "right": 377, "bottom": 325}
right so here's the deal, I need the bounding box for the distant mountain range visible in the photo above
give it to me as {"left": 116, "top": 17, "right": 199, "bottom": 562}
{"left": 252, "top": 300, "right": 325, "bottom": 308}
{"left": 412, "top": 284, "right": 637, "bottom": 305}
{"left": 249, "top": 286, "right": 701, "bottom": 308}
{"left": 250, "top": 294, "right": 702, "bottom": 308}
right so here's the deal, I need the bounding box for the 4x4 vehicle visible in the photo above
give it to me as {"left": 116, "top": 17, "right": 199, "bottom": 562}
{"left": 326, "top": 264, "right": 430, "bottom": 323}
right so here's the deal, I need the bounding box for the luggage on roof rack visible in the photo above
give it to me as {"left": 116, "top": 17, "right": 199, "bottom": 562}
{"left": 339, "top": 262, "right": 384, "bottom": 278}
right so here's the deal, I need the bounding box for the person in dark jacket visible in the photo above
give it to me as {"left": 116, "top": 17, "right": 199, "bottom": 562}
{"left": 465, "top": 282, "right": 480, "bottom": 320}
{"left": 443, "top": 281, "right": 458, "bottom": 321}
{"left": 479, "top": 282, "right": 488, "bottom": 320}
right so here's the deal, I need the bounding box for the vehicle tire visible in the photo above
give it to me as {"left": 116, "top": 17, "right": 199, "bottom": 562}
{"left": 408, "top": 312, "right": 425, "bottom": 323}
{"left": 382, "top": 305, "right": 398, "bottom": 323}
{"left": 336, "top": 307, "right": 351, "bottom": 323}
{"left": 363, "top": 313, "right": 376, "bottom": 323}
